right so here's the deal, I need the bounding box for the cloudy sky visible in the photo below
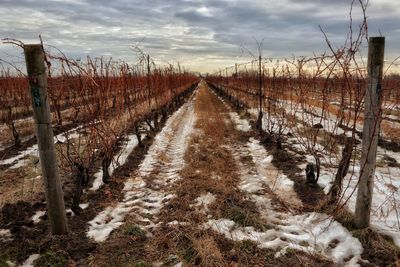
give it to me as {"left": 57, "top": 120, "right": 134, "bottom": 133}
{"left": 0, "top": 0, "right": 399, "bottom": 73}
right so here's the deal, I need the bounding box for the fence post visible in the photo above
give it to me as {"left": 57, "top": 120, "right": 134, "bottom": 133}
{"left": 354, "top": 37, "right": 385, "bottom": 228}
{"left": 147, "top": 54, "right": 151, "bottom": 109}
{"left": 256, "top": 55, "right": 263, "bottom": 130}
{"left": 24, "top": 44, "right": 69, "bottom": 235}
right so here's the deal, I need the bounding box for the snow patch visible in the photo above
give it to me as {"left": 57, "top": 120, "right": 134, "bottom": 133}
{"left": 87, "top": 92, "right": 197, "bottom": 242}
{"left": 0, "top": 228, "right": 12, "bottom": 242}
{"left": 235, "top": 136, "right": 301, "bottom": 208}
{"left": 20, "top": 254, "right": 40, "bottom": 267}
{"left": 223, "top": 125, "right": 365, "bottom": 265}
{"left": 167, "top": 220, "right": 190, "bottom": 226}
{"left": 67, "top": 203, "right": 89, "bottom": 216}
{"left": 31, "top": 210, "right": 46, "bottom": 224}
{"left": 87, "top": 204, "right": 131, "bottom": 242}
{"left": 205, "top": 211, "right": 363, "bottom": 266}
{"left": 0, "top": 125, "right": 83, "bottom": 169}
{"left": 229, "top": 112, "right": 251, "bottom": 131}
{"left": 192, "top": 192, "right": 216, "bottom": 214}
{"left": 90, "top": 133, "right": 143, "bottom": 191}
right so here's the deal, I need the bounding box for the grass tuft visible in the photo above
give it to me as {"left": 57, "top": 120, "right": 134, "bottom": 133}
{"left": 34, "top": 250, "right": 68, "bottom": 267}
{"left": 123, "top": 225, "right": 146, "bottom": 237}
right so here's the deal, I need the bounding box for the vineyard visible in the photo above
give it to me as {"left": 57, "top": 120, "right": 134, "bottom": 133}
{"left": 1, "top": 4, "right": 400, "bottom": 267}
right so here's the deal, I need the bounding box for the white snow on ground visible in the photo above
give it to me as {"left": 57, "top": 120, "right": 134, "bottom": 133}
{"left": 87, "top": 92, "right": 197, "bottom": 242}
{"left": 248, "top": 98, "right": 400, "bottom": 247}
{"left": 80, "top": 203, "right": 89, "bottom": 209}
{"left": 20, "top": 254, "right": 40, "bottom": 267}
{"left": 229, "top": 112, "right": 251, "bottom": 131}
{"left": 205, "top": 210, "right": 363, "bottom": 266}
{"left": 192, "top": 192, "right": 216, "bottom": 215}
{"left": 283, "top": 101, "right": 400, "bottom": 246}
{"left": 90, "top": 133, "right": 144, "bottom": 191}
{"left": 167, "top": 220, "right": 190, "bottom": 226}
{"left": 216, "top": 147, "right": 364, "bottom": 265}
{"left": 0, "top": 228, "right": 12, "bottom": 242}
{"left": 216, "top": 105, "right": 364, "bottom": 265}
{"left": 0, "top": 125, "right": 83, "bottom": 169}
{"left": 247, "top": 138, "right": 295, "bottom": 192}
{"left": 66, "top": 203, "right": 90, "bottom": 217}
{"left": 229, "top": 107, "right": 302, "bottom": 208}
{"left": 30, "top": 203, "right": 90, "bottom": 224}
{"left": 317, "top": 163, "right": 400, "bottom": 246}
{"left": 385, "top": 114, "right": 399, "bottom": 122}
{"left": 0, "top": 144, "right": 38, "bottom": 169}
{"left": 284, "top": 105, "right": 400, "bottom": 246}
{"left": 31, "top": 210, "right": 46, "bottom": 224}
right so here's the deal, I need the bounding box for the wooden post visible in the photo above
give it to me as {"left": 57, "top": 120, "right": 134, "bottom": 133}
{"left": 235, "top": 63, "right": 238, "bottom": 100}
{"left": 147, "top": 54, "right": 151, "bottom": 109}
{"left": 355, "top": 37, "right": 385, "bottom": 228}
{"left": 225, "top": 68, "right": 229, "bottom": 98}
{"left": 24, "top": 44, "right": 68, "bottom": 235}
{"left": 257, "top": 55, "right": 263, "bottom": 130}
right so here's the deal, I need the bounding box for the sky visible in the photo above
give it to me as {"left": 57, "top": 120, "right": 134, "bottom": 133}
{"left": 0, "top": 0, "right": 399, "bottom": 73}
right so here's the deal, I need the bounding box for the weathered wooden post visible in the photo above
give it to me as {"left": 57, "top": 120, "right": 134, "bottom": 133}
{"left": 235, "top": 63, "right": 238, "bottom": 101}
{"left": 24, "top": 44, "right": 69, "bottom": 235}
{"left": 355, "top": 37, "right": 385, "bottom": 228}
{"left": 256, "top": 55, "right": 263, "bottom": 131}
{"left": 147, "top": 54, "right": 151, "bottom": 109}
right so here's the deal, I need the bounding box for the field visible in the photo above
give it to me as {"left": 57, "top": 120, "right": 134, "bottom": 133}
{"left": 1, "top": 8, "right": 400, "bottom": 267}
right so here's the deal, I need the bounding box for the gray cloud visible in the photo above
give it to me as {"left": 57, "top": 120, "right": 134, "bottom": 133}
{"left": 0, "top": 0, "right": 399, "bottom": 73}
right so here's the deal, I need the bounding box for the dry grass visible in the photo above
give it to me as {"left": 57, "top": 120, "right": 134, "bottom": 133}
{"left": 0, "top": 162, "right": 43, "bottom": 206}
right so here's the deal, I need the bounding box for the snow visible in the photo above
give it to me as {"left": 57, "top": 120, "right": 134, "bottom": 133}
{"left": 247, "top": 98, "right": 400, "bottom": 247}
{"left": 87, "top": 92, "right": 197, "bottom": 242}
{"left": 31, "top": 210, "right": 46, "bottom": 224}
{"left": 205, "top": 212, "right": 363, "bottom": 266}
{"left": 229, "top": 108, "right": 301, "bottom": 208}
{"left": 0, "top": 144, "right": 38, "bottom": 168}
{"left": 317, "top": 162, "right": 400, "bottom": 247}
{"left": 0, "top": 125, "right": 83, "bottom": 169}
{"left": 286, "top": 110, "right": 400, "bottom": 245}
{"left": 80, "top": 203, "right": 89, "bottom": 209}
{"left": 167, "top": 220, "right": 190, "bottom": 226}
{"left": 207, "top": 145, "right": 364, "bottom": 265}
{"left": 90, "top": 133, "right": 143, "bottom": 191}
{"left": 246, "top": 138, "right": 296, "bottom": 197}
{"left": 229, "top": 112, "right": 251, "bottom": 131}
{"left": 192, "top": 192, "right": 216, "bottom": 214}
{"left": 87, "top": 204, "right": 131, "bottom": 242}
{"left": 66, "top": 203, "right": 90, "bottom": 217}
{"left": 219, "top": 107, "right": 364, "bottom": 265}
{"left": 0, "top": 228, "right": 12, "bottom": 242}
{"left": 20, "top": 254, "right": 40, "bottom": 267}
{"left": 31, "top": 203, "right": 89, "bottom": 224}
